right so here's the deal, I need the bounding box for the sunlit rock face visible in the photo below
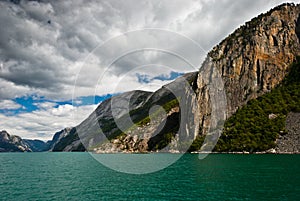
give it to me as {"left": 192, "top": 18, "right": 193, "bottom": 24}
{"left": 196, "top": 3, "right": 300, "bottom": 136}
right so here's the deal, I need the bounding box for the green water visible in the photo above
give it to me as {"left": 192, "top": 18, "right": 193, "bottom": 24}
{"left": 0, "top": 153, "right": 299, "bottom": 201}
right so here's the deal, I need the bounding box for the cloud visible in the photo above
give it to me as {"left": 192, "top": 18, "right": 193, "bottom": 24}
{"left": 0, "top": 0, "right": 297, "bottom": 101}
{"left": 0, "top": 103, "right": 97, "bottom": 140}
{"left": 0, "top": 99, "right": 22, "bottom": 110}
{"left": 33, "top": 101, "right": 57, "bottom": 110}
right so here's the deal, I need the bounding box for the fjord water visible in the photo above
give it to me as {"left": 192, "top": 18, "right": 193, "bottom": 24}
{"left": 0, "top": 153, "right": 299, "bottom": 201}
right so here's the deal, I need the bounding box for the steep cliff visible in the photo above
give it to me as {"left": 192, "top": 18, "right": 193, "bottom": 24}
{"left": 196, "top": 3, "right": 300, "bottom": 138}
{"left": 210, "top": 57, "right": 300, "bottom": 153}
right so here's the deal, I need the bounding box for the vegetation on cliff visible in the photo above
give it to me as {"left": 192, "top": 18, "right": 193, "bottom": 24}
{"left": 210, "top": 57, "right": 300, "bottom": 152}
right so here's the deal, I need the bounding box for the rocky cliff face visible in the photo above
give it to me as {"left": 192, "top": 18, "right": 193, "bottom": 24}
{"left": 196, "top": 3, "right": 300, "bottom": 137}
{"left": 0, "top": 130, "right": 31, "bottom": 152}
{"left": 51, "top": 3, "right": 300, "bottom": 153}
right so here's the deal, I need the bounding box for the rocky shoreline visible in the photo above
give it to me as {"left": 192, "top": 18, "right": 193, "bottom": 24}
{"left": 93, "top": 113, "right": 300, "bottom": 155}
{"left": 92, "top": 150, "right": 300, "bottom": 154}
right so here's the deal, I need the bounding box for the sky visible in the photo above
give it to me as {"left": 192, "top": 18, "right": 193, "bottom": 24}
{"left": 0, "top": 0, "right": 298, "bottom": 141}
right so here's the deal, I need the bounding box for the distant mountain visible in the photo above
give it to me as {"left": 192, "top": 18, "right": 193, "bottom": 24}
{"left": 48, "top": 128, "right": 76, "bottom": 151}
{"left": 23, "top": 139, "right": 49, "bottom": 152}
{"left": 0, "top": 130, "right": 31, "bottom": 152}
{"left": 0, "top": 128, "right": 84, "bottom": 152}
{"left": 0, "top": 129, "right": 74, "bottom": 152}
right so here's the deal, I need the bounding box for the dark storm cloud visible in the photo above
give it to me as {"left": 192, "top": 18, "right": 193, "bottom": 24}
{"left": 0, "top": 0, "right": 297, "bottom": 100}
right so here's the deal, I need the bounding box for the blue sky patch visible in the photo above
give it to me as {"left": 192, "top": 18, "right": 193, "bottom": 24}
{"left": 72, "top": 94, "right": 114, "bottom": 107}
{"left": 136, "top": 71, "right": 184, "bottom": 84}
{"left": 0, "top": 94, "right": 116, "bottom": 116}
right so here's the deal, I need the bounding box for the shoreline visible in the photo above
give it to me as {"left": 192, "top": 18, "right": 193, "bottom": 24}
{"left": 0, "top": 151, "right": 300, "bottom": 154}
{"left": 190, "top": 151, "right": 300, "bottom": 155}
{"left": 90, "top": 150, "right": 300, "bottom": 154}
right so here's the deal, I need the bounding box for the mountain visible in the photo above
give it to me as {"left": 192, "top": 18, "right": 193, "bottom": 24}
{"left": 23, "top": 139, "right": 50, "bottom": 152}
{"left": 192, "top": 3, "right": 300, "bottom": 152}
{"left": 47, "top": 128, "right": 73, "bottom": 151}
{"left": 51, "top": 3, "right": 300, "bottom": 153}
{"left": 0, "top": 128, "right": 77, "bottom": 152}
{"left": 51, "top": 74, "right": 198, "bottom": 152}
{"left": 0, "top": 130, "right": 32, "bottom": 152}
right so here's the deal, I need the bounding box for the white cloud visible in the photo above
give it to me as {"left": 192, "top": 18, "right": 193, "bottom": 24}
{"left": 33, "top": 101, "right": 57, "bottom": 110}
{"left": 0, "top": 100, "right": 22, "bottom": 110}
{"left": 0, "top": 103, "right": 97, "bottom": 141}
